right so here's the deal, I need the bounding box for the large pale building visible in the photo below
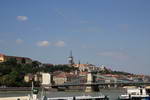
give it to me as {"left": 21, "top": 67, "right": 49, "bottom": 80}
{"left": 0, "top": 53, "right": 32, "bottom": 64}
{"left": 41, "top": 73, "right": 52, "bottom": 85}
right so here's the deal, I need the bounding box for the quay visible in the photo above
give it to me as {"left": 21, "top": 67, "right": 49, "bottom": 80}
{"left": 0, "top": 87, "right": 32, "bottom": 91}
{"left": 0, "top": 96, "right": 29, "bottom": 100}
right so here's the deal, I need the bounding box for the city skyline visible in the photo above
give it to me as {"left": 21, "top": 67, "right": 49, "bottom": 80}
{"left": 0, "top": 0, "right": 150, "bottom": 75}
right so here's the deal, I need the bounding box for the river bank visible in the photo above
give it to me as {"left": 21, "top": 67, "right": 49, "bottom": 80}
{"left": 0, "top": 89, "right": 125, "bottom": 100}
{"left": 0, "top": 87, "right": 124, "bottom": 92}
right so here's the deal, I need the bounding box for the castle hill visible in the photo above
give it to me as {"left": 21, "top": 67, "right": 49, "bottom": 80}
{"left": 0, "top": 52, "right": 150, "bottom": 92}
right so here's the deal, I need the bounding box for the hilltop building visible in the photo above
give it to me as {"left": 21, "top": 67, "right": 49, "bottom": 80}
{"left": 73, "top": 63, "right": 100, "bottom": 72}
{"left": 0, "top": 53, "right": 32, "bottom": 64}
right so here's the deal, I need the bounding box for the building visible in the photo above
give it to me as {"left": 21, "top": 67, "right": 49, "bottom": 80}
{"left": 73, "top": 64, "right": 89, "bottom": 72}
{"left": 24, "top": 74, "right": 34, "bottom": 82}
{"left": 34, "top": 73, "right": 42, "bottom": 82}
{"left": 73, "top": 63, "right": 98, "bottom": 72}
{"left": 0, "top": 53, "right": 32, "bottom": 64}
{"left": 41, "top": 73, "right": 52, "bottom": 85}
{"left": 24, "top": 73, "right": 42, "bottom": 83}
{"left": 53, "top": 71, "right": 78, "bottom": 85}
{"left": 53, "top": 72, "right": 68, "bottom": 85}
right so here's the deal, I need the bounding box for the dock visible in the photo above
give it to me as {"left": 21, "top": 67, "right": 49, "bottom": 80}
{"left": 0, "top": 96, "right": 29, "bottom": 100}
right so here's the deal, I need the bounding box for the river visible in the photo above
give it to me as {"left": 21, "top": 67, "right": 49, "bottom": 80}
{"left": 0, "top": 88, "right": 125, "bottom": 100}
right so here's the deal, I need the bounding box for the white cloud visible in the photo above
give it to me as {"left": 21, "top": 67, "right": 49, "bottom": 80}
{"left": 97, "top": 51, "right": 129, "bottom": 60}
{"left": 37, "top": 41, "right": 50, "bottom": 47}
{"left": 17, "top": 16, "right": 28, "bottom": 21}
{"left": 16, "top": 38, "right": 23, "bottom": 44}
{"left": 53, "top": 40, "right": 66, "bottom": 47}
{"left": 36, "top": 40, "right": 66, "bottom": 47}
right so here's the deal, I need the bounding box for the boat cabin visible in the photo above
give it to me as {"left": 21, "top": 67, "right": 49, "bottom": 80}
{"left": 119, "top": 86, "right": 150, "bottom": 100}
{"left": 126, "top": 88, "right": 147, "bottom": 95}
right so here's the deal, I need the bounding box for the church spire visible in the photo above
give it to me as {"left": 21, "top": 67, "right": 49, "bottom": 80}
{"left": 68, "top": 50, "right": 74, "bottom": 66}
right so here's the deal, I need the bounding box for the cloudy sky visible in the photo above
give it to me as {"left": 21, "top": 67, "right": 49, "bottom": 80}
{"left": 0, "top": 0, "right": 150, "bottom": 74}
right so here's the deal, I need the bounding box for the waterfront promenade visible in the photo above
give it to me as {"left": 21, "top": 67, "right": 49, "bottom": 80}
{"left": 0, "top": 96, "right": 29, "bottom": 100}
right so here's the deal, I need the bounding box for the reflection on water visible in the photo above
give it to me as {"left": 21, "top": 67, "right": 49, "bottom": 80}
{"left": 0, "top": 89, "right": 125, "bottom": 100}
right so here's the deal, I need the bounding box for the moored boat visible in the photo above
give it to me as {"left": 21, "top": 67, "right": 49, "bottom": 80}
{"left": 47, "top": 95, "right": 109, "bottom": 100}
{"left": 119, "top": 86, "right": 150, "bottom": 100}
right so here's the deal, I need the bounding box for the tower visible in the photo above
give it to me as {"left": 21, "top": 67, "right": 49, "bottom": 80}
{"left": 85, "top": 71, "right": 99, "bottom": 92}
{"left": 68, "top": 51, "right": 74, "bottom": 66}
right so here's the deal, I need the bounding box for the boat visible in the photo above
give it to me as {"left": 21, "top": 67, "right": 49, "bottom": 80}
{"left": 47, "top": 95, "right": 109, "bottom": 100}
{"left": 119, "top": 86, "right": 150, "bottom": 100}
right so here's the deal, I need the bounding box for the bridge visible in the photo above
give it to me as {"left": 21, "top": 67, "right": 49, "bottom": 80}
{"left": 51, "top": 82, "right": 150, "bottom": 88}
{"left": 46, "top": 71, "right": 150, "bottom": 92}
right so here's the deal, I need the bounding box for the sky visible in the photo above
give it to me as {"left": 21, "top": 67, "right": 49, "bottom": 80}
{"left": 0, "top": 0, "right": 150, "bottom": 75}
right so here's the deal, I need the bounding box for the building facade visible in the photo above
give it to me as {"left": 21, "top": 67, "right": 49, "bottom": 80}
{"left": 41, "top": 73, "right": 52, "bottom": 85}
{"left": 0, "top": 53, "right": 32, "bottom": 64}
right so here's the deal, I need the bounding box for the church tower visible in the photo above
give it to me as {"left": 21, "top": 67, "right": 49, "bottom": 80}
{"left": 68, "top": 51, "right": 74, "bottom": 66}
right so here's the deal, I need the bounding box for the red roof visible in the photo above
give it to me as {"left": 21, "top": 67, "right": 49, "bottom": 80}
{"left": 54, "top": 72, "right": 77, "bottom": 78}
{"left": 0, "top": 53, "right": 5, "bottom": 56}
{"left": 55, "top": 73, "right": 67, "bottom": 78}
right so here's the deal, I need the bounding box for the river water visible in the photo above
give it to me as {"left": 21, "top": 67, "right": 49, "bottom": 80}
{"left": 0, "top": 89, "right": 125, "bottom": 100}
